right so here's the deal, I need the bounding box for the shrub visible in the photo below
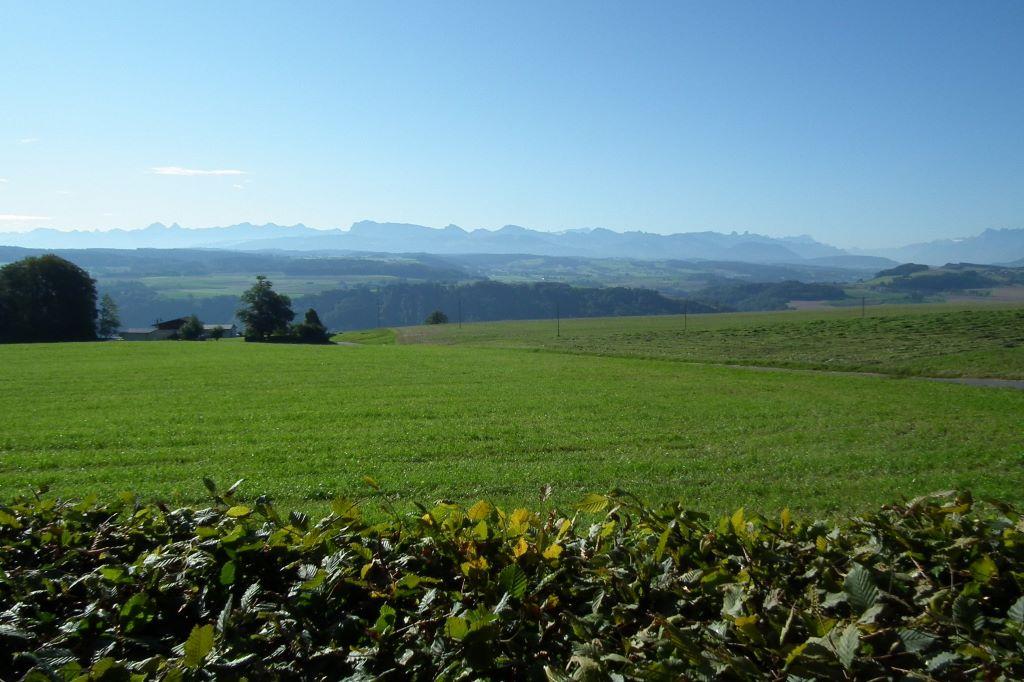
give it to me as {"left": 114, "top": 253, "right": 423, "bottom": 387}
{"left": 425, "top": 309, "right": 449, "bottom": 324}
{"left": 178, "top": 314, "right": 204, "bottom": 341}
{"left": 292, "top": 308, "right": 331, "bottom": 344}
{"left": 0, "top": 486, "right": 1021, "bottom": 679}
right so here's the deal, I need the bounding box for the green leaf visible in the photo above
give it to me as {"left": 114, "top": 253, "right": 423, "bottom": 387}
{"left": 372, "top": 604, "right": 396, "bottom": 635}
{"left": 784, "top": 641, "right": 808, "bottom": 669}
{"left": 721, "top": 584, "right": 745, "bottom": 618}
{"left": 183, "top": 624, "right": 215, "bottom": 669}
{"left": 1008, "top": 596, "right": 1024, "bottom": 623}
{"left": 202, "top": 477, "right": 218, "bottom": 495}
{"left": 0, "top": 625, "right": 31, "bottom": 640}
{"left": 99, "top": 566, "right": 125, "bottom": 581}
{"left": 225, "top": 478, "right": 245, "bottom": 496}
{"left": 467, "top": 500, "right": 493, "bottom": 521}
{"left": 926, "top": 651, "right": 958, "bottom": 673}
{"left": 952, "top": 593, "right": 984, "bottom": 631}
{"left": 733, "top": 614, "right": 760, "bottom": 641}
{"left": 0, "top": 509, "right": 22, "bottom": 529}
{"left": 899, "top": 628, "right": 937, "bottom": 653}
{"left": 330, "top": 496, "right": 359, "bottom": 519}
{"left": 654, "top": 525, "right": 671, "bottom": 562}
{"left": 362, "top": 475, "right": 380, "bottom": 491}
{"left": 226, "top": 505, "right": 251, "bottom": 518}
{"left": 445, "top": 616, "right": 469, "bottom": 640}
{"left": 730, "top": 507, "right": 745, "bottom": 535}
{"left": 219, "top": 560, "right": 236, "bottom": 586}
{"left": 844, "top": 564, "right": 879, "bottom": 613}
{"left": 240, "top": 582, "right": 260, "bottom": 612}
{"left": 91, "top": 658, "right": 118, "bottom": 677}
{"left": 575, "top": 493, "right": 608, "bottom": 513}
{"left": 216, "top": 596, "right": 233, "bottom": 634}
{"left": 120, "top": 592, "right": 153, "bottom": 632}
{"left": 969, "top": 555, "right": 998, "bottom": 583}
{"left": 498, "top": 563, "right": 528, "bottom": 599}
{"left": 836, "top": 624, "right": 859, "bottom": 671}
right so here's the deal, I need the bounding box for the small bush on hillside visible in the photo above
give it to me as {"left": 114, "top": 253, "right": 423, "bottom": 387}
{"left": 0, "top": 485, "right": 1021, "bottom": 679}
{"left": 292, "top": 308, "right": 331, "bottom": 344}
{"left": 425, "top": 309, "right": 449, "bottom": 324}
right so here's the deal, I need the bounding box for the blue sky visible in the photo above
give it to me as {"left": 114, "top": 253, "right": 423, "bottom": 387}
{"left": 1, "top": 2, "right": 1021, "bottom": 248}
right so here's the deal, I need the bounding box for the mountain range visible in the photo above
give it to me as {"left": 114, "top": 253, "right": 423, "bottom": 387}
{"left": 1, "top": 221, "right": 1022, "bottom": 266}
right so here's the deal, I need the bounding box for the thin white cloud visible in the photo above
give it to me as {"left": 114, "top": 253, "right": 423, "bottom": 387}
{"left": 232, "top": 183, "right": 245, "bottom": 190}
{"left": 18, "top": 138, "right": 39, "bottom": 144}
{"left": 0, "top": 214, "right": 51, "bottom": 221}
{"left": 0, "top": 178, "right": 8, "bottom": 184}
{"left": 149, "top": 166, "right": 247, "bottom": 176}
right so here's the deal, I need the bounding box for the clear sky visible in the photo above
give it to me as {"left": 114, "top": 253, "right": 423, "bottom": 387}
{"left": 1, "top": 2, "right": 1021, "bottom": 248}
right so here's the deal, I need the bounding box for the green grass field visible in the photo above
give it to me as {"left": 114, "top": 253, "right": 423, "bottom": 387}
{"left": 1, "top": 324, "right": 1022, "bottom": 516}
{"left": 399, "top": 303, "right": 1024, "bottom": 378}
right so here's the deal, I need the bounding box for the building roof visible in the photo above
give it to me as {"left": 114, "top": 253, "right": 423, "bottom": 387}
{"left": 121, "top": 327, "right": 158, "bottom": 334}
{"left": 202, "top": 323, "right": 235, "bottom": 330}
{"left": 154, "top": 317, "right": 189, "bottom": 330}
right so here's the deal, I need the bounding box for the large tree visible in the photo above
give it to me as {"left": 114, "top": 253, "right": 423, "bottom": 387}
{"left": 0, "top": 255, "right": 98, "bottom": 342}
{"left": 236, "top": 276, "right": 294, "bottom": 341}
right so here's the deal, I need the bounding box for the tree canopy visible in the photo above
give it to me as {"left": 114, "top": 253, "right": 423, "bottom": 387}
{"left": 0, "top": 254, "right": 98, "bottom": 342}
{"left": 178, "top": 314, "right": 204, "bottom": 341}
{"left": 236, "top": 276, "right": 294, "bottom": 341}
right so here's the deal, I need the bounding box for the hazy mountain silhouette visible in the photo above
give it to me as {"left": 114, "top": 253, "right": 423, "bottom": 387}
{"left": 0, "top": 221, "right": 1020, "bottom": 265}
{"left": 856, "top": 228, "right": 1024, "bottom": 266}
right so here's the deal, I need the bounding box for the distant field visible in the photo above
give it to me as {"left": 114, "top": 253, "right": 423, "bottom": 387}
{"left": 400, "top": 302, "right": 1024, "bottom": 378}
{"left": 0, "top": 338, "right": 1021, "bottom": 517}
{"left": 100, "top": 273, "right": 401, "bottom": 299}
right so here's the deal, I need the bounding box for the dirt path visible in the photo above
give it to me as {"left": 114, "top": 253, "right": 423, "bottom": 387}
{"left": 722, "top": 363, "right": 1024, "bottom": 390}
{"left": 349, "top": 335, "right": 1024, "bottom": 389}
{"left": 924, "top": 377, "right": 1024, "bottom": 390}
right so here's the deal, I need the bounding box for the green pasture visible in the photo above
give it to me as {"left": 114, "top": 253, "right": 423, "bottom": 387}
{"left": 0, "top": 336, "right": 1021, "bottom": 516}
{"left": 400, "top": 303, "right": 1024, "bottom": 378}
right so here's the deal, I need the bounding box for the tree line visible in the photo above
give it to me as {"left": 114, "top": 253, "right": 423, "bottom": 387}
{"left": 298, "top": 280, "right": 722, "bottom": 330}
{"left": 0, "top": 255, "right": 331, "bottom": 344}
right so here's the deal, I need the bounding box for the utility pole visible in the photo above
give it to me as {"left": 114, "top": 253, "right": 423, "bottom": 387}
{"left": 555, "top": 300, "right": 560, "bottom": 338}
{"left": 861, "top": 296, "right": 866, "bottom": 318}
{"left": 683, "top": 300, "right": 688, "bottom": 332}
{"left": 458, "top": 294, "right": 462, "bottom": 329}
{"left": 376, "top": 290, "right": 381, "bottom": 328}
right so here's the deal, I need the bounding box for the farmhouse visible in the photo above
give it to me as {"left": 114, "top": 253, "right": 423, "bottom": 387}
{"left": 119, "top": 318, "right": 238, "bottom": 340}
{"left": 203, "top": 323, "right": 238, "bottom": 337}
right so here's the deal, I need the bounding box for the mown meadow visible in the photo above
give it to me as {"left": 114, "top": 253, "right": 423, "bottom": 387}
{"left": 398, "top": 303, "right": 1024, "bottom": 378}
{"left": 1, "top": 314, "right": 1021, "bottom": 516}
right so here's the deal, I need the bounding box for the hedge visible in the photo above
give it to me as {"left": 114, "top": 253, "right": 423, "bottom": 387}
{"left": 1, "top": 481, "right": 1022, "bottom": 680}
